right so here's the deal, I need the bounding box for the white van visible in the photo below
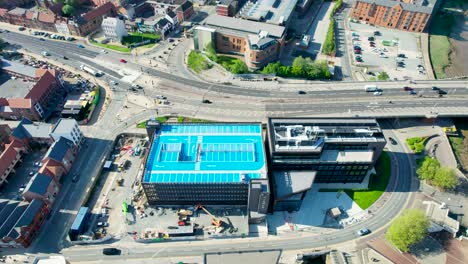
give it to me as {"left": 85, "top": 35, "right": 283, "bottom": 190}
{"left": 364, "top": 85, "right": 378, "bottom": 92}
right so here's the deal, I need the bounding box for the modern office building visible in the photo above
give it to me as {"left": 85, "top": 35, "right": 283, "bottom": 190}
{"left": 351, "top": 0, "right": 438, "bottom": 32}
{"left": 141, "top": 122, "right": 270, "bottom": 217}
{"left": 101, "top": 16, "right": 128, "bottom": 41}
{"left": 267, "top": 118, "right": 386, "bottom": 211}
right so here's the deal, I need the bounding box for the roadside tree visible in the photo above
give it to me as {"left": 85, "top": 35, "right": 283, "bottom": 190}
{"left": 386, "top": 209, "right": 430, "bottom": 252}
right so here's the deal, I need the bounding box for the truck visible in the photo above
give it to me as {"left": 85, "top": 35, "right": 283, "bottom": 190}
{"left": 80, "top": 64, "right": 103, "bottom": 77}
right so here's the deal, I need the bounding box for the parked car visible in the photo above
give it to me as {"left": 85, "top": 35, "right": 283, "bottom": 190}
{"left": 357, "top": 228, "right": 371, "bottom": 236}
{"left": 102, "top": 248, "right": 121, "bottom": 255}
{"left": 18, "top": 26, "right": 26, "bottom": 31}
{"left": 388, "top": 137, "right": 397, "bottom": 145}
{"left": 368, "top": 36, "right": 375, "bottom": 41}
{"left": 72, "top": 173, "right": 79, "bottom": 183}
{"left": 397, "top": 53, "right": 406, "bottom": 58}
{"left": 374, "top": 31, "right": 381, "bottom": 36}
{"left": 19, "top": 184, "right": 26, "bottom": 193}
{"left": 97, "top": 222, "right": 109, "bottom": 227}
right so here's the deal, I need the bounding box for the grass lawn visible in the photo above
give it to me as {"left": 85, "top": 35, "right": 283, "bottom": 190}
{"left": 216, "top": 55, "right": 249, "bottom": 74}
{"left": 129, "top": 32, "right": 160, "bottom": 39}
{"left": 90, "top": 41, "right": 131, "bottom": 53}
{"left": 177, "top": 116, "right": 210, "bottom": 123}
{"left": 345, "top": 151, "right": 392, "bottom": 209}
{"left": 187, "top": 51, "right": 211, "bottom": 73}
{"left": 136, "top": 116, "right": 169, "bottom": 128}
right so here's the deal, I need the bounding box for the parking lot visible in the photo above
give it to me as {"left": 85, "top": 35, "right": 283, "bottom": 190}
{"left": 0, "top": 149, "right": 47, "bottom": 201}
{"left": 348, "top": 22, "right": 428, "bottom": 81}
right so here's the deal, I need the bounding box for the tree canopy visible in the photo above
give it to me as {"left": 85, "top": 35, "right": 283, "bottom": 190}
{"left": 62, "top": 4, "right": 75, "bottom": 16}
{"left": 378, "top": 71, "right": 390, "bottom": 80}
{"left": 262, "top": 57, "right": 332, "bottom": 80}
{"left": 417, "top": 157, "right": 458, "bottom": 190}
{"left": 386, "top": 209, "right": 430, "bottom": 252}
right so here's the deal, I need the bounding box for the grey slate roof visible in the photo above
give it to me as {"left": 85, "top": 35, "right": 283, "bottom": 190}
{"left": 13, "top": 199, "right": 44, "bottom": 230}
{"left": 44, "top": 137, "right": 73, "bottom": 162}
{"left": 205, "top": 14, "right": 286, "bottom": 39}
{"left": 50, "top": 118, "right": 76, "bottom": 135}
{"left": 0, "top": 202, "right": 28, "bottom": 238}
{"left": 0, "top": 201, "right": 20, "bottom": 225}
{"left": 0, "top": 57, "right": 37, "bottom": 79}
{"left": 356, "top": 0, "right": 434, "bottom": 14}
{"left": 24, "top": 173, "right": 52, "bottom": 196}
{"left": 11, "top": 118, "right": 33, "bottom": 140}
{"left": 11, "top": 118, "right": 51, "bottom": 140}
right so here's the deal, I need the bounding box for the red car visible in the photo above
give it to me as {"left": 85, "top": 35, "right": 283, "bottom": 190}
{"left": 119, "top": 59, "right": 127, "bottom": 63}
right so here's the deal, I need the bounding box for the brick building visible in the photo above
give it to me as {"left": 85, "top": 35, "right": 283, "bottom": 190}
{"left": 352, "top": 0, "right": 436, "bottom": 32}
{"left": 39, "top": 137, "right": 77, "bottom": 181}
{"left": 194, "top": 15, "right": 286, "bottom": 70}
{"left": 22, "top": 173, "right": 60, "bottom": 205}
{"left": 176, "top": 0, "right": 194, "bottom": 22}
{"left": 0, "top": 65, "right": 64, "bottom": 121}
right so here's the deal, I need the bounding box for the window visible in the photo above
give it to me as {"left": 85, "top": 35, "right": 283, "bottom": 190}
{"left": 222, "top": 36, "right": 229, "bottom": 41}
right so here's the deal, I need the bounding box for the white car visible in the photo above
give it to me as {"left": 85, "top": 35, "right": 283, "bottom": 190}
{"left": 110, "top": 80, "right": 118, "bottom": 85}
{"left": 373, "top": 91, "right": 383, "bottom": 96}
{"left": 97, "top": 222, "right": 109, "bottom": 227}
{"left": 101, "top": 49, "right": 108, "bottom": 54}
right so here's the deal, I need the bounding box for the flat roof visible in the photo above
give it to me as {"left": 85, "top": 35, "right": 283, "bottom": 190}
{"left": 0, "top": 75, "right": 35, "bottom": 99}
{"left": 1, "top": 58, "right": 36, "bottom": 79}
{"left": 205, "top": 14, "right": 285, "bottom": 39}
{"left": 240, "top": 0, "right": 298, "bottom": 25}
{"left": 273, "top": 171, "right": 315, "bottom": 200}
{"left": 51, "top": 118, "right": 77, "bottom": 135}
{"left": 321, "top": 150, "right": 374, "bottom": 163}
{"left": 70, "top": 207, "right": 88, "bottom": 231}
{"left": 143, "top": 123, "right": 267, "bottom": 183}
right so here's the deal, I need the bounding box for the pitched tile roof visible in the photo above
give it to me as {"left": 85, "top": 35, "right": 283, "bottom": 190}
{"left": 82, "top": 2, "right": 115, "bottom": 22}
{"left": 24, "top": 173, "right": 52, "bottom": 196}
{"left": 25, "top": 10, "right": 35, "bottom": 20}
{"left": 356, "top": 0, "right": 434, "bottom": 14}
{"left": 44, "top": 137, "right": 73, "bottom": 162}
{"left": 39, "top": 160, "right": 63, "bottom": 177}
{"left": 25, "top": 71, "right": 56, "bottom": 101}
{"left": 38, "top": 11, "right": 56, "bottom": 23}
{"left": 35, "top": 68, "right": 57, "bottom": 78}
{"left": 0, "top": 143, "right": 21, "bottom": 179}
{"left": 0, "top": 8, "right": 8, "bottom": 16}
{"left": 7, "top": 98, "right": 32, "bottom": 109}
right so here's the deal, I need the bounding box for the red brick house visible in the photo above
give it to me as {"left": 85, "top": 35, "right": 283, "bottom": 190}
{"left": 77, "top": 2, "right": 117, "bottom": 36}
{"left": 176, "top": 1, "right": 194, "bottom": 22}
{"left": 0, "top": 139, "right": 27, "bottom": 188}
{"left": 22, "top": 173, "right": 60, "bottom": 205}
{"left": 39, "top": 137, "right": 76, "bottom": 181}
{"left": 0, "top": 199, "right": 49, "bottom": 248}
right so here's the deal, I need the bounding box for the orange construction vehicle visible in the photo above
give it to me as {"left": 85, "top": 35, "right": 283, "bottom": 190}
{"left": 196, "top": 204, "right": 223, "bottom": 227}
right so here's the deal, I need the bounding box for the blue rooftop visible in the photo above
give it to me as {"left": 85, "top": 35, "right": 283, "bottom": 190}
{"left": 144, "top": 123, "right": 266, "bottom": 183}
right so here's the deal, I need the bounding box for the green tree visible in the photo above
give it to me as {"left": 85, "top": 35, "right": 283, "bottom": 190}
{"left": 228, "top": 59, "right": 249, "bottom": 74}
{"left": 378, "top": 71, "right": 390, "bottom": 80}
{"left": 433, "top": 167, "right": 458, "bottom": 190}
{"left": 292, "top": 56, "right": 307, "bottom": 76}
{"left": 416, "top": 157, "right": 440, "bottom": 181}
{"left": 386, "top": 209, "right": 430, "bottom": 252}
{"left": 262, "top": 61, "right": 281, "bottom": 74}
{"left": 204, "top": 42, "right": 217, "bottom": 62}
{"left": 62, "top": 4, "right": 75, "bottom": 16}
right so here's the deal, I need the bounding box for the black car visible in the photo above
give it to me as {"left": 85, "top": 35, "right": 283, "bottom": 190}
{"left": 368, "top": 37, "right": 375, "bottom": 41}
{"left": 397, "top": 53, "right": 406, "bottom": 58}
{"left": 298, "top": 90, "right": 306, "bottom": 94}
{"left": 432, "top": 86, "right": 439, "bottom": 90}
{"left": 102, "top": 248, "right": 121, "bottom": 255}
{"left": 438, "top": 89, "right": 447, "bottom": 95}
{"left": 374, "top": 31, "right": 381, "bottom": 36}
{"left": 202, "top": 99, "right": 212, "bottom": 104}
{"left": 72, "top": 173, "right": 79, "bottom": 183}
{"left": 63, "top": 56, "right": 69, "bottom": 60}
{"left": 388, "top": 137, "right": 397, "bottom": 145}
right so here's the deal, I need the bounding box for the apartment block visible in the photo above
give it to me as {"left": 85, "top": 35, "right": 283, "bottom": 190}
{"left": 352, "top": 0, "right": 437, "bottom": 32}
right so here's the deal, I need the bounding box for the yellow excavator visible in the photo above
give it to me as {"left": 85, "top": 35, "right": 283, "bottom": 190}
{"left": 196, "top": 204, "right": 223, "bottom": 227}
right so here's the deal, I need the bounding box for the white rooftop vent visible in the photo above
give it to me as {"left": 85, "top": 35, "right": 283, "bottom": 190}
{"left": 259, "top": 30, "right": 269, "bottom": 38}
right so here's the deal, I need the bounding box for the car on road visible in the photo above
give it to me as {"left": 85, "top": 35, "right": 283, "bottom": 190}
{"left": 119, "top": 59, "right": 127, "bottom": 63}
{"left": 298, "top": 90, "right": 306, "bottom": 94}
{"left": 409, "top": 90, "right": 417, "bottom": 95}
{"left": 63, "top": 56, "right": 68, "bottom": 60}
{"left": 29, "top": 171, "right": 35, "bottom": 176}
{"left": 388, "top": 137, "right": 397, "bottom": 145}
{"left": 34, "top": 161, "right": 43, "bottom": 167}
{"left": 77, "top": 44, "right": 85, "bottom": 48}
{"left": 397, "top": 53, "right": 406, "bottom": 58}
{"left": 102, "top": 248, "right": 121, "bottom": 255}
{"left": 97, "top": 222, "right": 109, "bottom": 227}
{"left": 202, "top": 99, "right": 212, "bottom": 104}
{"left": 373, "top": 91, "right": 382, "bottom": 96}
{"left": 39, "top": 37, "right": 45, "bottom": 41}
{"left": 403, "top": 86, "right": 413, "bottom": 91}
{"left": 18, "top": 26, "right": 26, "bottom": 31}
{"left": 72, "top": 173, "right": 80, "bottom": 183}
{"left": 110, "top": 80, "right": 118, "bottom": 85}
{"left": 100, "top": 49, "right": 108, "bottom": 54}
{"left": 357, "top": 228, "right": 371, "bottom": 236}
{"left": 438, "top": 89, "right": 447, "bottom": 95}
{"left": 155, "top": 95, "right": 166, "bottom": 99}
{"left": 432, "top": 86, "right": 439, "bottom": 90}
{"left": 19, "top": 184, "right": 26, "bottom": 193}
{"left": 169, "top": 38, "right": 175, "bottom": 43}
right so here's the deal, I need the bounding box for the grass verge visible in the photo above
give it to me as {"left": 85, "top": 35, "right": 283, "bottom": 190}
{"left": 187, "top": 51, "right": 211, "bottom": 73}
{"left": 319, "top": 151, "right": 392, "bottom": 209}
{"left": 136, "top": 116, "right": 169, "bottom": 128}
{"left": 406, "top": 137, "right": 428, "bottom": 153}
{"left": 90, "top": 41, "right": 131, "bottom": 53}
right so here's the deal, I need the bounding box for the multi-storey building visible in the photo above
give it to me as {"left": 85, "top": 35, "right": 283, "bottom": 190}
{"left": 50, "top": 118, "right": 84, "bottom": 147}
{"left": 101, "top": 16, "right": 128, "bottom": 40}
{"left": 141, "top": 122, "right": 270, "bottom": 220}
{"left": 267, "top": 118, "right": 387, "bottom": 211}
{"left": 194, "top": 14, "right": 286, "bottom": 70}
{"left": 352, "top": 0, "right": 437, "bottom": 32}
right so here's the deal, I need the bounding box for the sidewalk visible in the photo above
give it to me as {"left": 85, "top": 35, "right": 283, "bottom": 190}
{"left": 420, "top": 33, "right": 436, "bottom": 80}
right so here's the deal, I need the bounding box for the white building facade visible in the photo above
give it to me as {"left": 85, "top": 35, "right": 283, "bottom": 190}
{"left": 101, "top": 17, "right": 128, "bottom": 41}
{"left": 50, "top": 118, "right": 84, "bottom": 147}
